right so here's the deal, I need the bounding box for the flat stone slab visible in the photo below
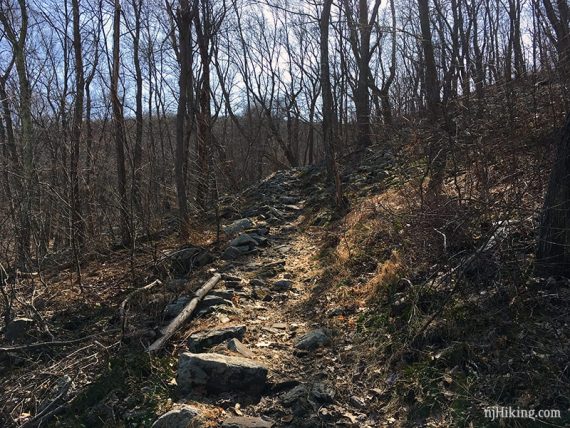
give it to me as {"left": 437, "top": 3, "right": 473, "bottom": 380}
{"left": 178, "top": 352, "right": 268, "bottom": 396}
{"left": 188, "top": 325, "right": 246, "bottom": 352}
{"left": 223, "top": 218, "right": 254, "bottom": 235}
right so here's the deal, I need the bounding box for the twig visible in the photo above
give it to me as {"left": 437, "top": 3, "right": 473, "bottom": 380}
{"left": 0, "top": 329, "right": 119, "bottom": 353}
{"left": 19, "top": 375, "right": 71, "bottom": 428}
{"left": 119, "top": 279, "right": 162, "bottom": 337}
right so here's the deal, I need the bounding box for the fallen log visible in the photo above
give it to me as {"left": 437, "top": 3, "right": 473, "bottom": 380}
{"left": 147, "top": 273, "right": 221, "bottom": 352}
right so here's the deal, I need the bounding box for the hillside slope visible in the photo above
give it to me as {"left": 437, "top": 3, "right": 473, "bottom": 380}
{"left": 1, "top": 81, "right": 569, "bottom": 427}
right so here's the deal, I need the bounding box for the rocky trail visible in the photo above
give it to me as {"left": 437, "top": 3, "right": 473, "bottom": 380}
{"left": 154, "top": 168, "right": 377, "bottom": 428}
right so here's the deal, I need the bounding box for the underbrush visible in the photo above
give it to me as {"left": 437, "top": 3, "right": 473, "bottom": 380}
{"left": 53, "top": 352, "right": 177, "bottom": 427}
{"left": 312, "top": 82, "right": 570, "bottom": 426}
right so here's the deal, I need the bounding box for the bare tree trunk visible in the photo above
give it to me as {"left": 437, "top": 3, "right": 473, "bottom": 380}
{"left": 194, "top": 0, "right": 212, "bottom": 212}
{"left": 418, "top": 0, "right": 446, "bottom": 201}
{"left": 536, "top": 114, "right": 570, "bottom": 276}
{"left": 0, "top": 0, "right": 33, "bottom": 270}
{"left": 111, "top": 0, "right": 131, "bottom": 246}
{"left": 131, "top": 0, "right": 144, "bottom": 218}
{"left": 321, "top": 0, "right": 344, "bottom": 209}
{"left": 174, "top": 0, "right": 193, "bottom": 236}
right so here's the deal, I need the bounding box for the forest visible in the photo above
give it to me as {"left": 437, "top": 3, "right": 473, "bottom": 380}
{"left": 0, "top": 0, "right": 569, "bottom": 426}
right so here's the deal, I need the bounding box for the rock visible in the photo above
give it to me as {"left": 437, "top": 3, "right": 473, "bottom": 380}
{"left": 249, "top": 278, "right": 266, "bottom": 287}
{"left": 194, "top": 251, "right": 214, "bottom": 268}
{"left": 227, "top": 338, "right": 255, "bottom": 358}
{"left": 245, "top": 227, "right": 269, "bottom": 236}
{"left": 280, "top": 196, "right": 298, "bottom": 204}
{"left": 188, "top": 325, "right": 246, "bottom": 352}
{"left": 268, "top": 207, "right": 285, "bottom": 218}
{"left": 221, "top": 416, "right": 274, "bottom": 428}
{"left": 294, "top": 329, "right": 331, "bottom": 352}
{"left": 281, "top": 384, "right": 313, "bottom": 417}
{"left": 282, "top": 384, "right": 309, "bottom": 406}
{"left": 311, "top": 382, "right": 335, "bottom": 403}
{"left": 4, "top": 318, "right": 34, "bottom": 341}
{"left": 169, "top": 247, "right": 213, "bottom": 275}
{"left": 248, "top": 233, "right": 268, "bottom": 247}
{"left": 223, "top": 218, "right": 254, "bottom": 235}
{"left": 224, "top": 280, "right": 244, "bottom": 289}
{"left": 210, "top": 290, "right": 235, "bottom": 300}
{"left": 251, "top": 287, "right": 271, "bottom": 301}
{"left": 280, "top": 383, "right": 334, "bottom": 417}
{"left": 196, "top": 295, "right": 232, "bottom": 316}
{"left": 272, "top": 279, "right": 293, "bottom": 292}
{"left": 177, "top": 352, "right": 268, "bottom": 396}
{"left": 152, "top": 405, "right": 203, "bottom": 428}
{"left": 222, "top": 246, "right": 243, "bottom": 260}
{"left": 164, "top": 296, "right": 191, "bottom": 319}
{"left": 230, "top": 234, "right": 259, "bottom": 249}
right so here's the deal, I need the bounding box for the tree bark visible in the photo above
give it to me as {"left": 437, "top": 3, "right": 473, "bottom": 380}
{"left": 174, "top": 0, "right": 193, "bottom": 236}
{"left": 111, "top": 0, "right": 131, "bottom": 246}
{"left": 536, "top": 114, "right": 570, "bottom": 276}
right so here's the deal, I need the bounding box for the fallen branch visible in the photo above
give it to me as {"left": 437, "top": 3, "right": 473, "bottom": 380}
{"left": 0, "top": 329, "right": 120, "bottom": 353}
{"left": 120, "top": 279, "right": 163, "bottom": 336}
{"left": 147, "top": 273, "right": 221, "bottom": 352}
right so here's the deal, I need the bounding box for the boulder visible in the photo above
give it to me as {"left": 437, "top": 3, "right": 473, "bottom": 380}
{"left": 4, "top": 318, "right": 34, "bottom": 341}
{"left": 177, "top": 352, "right": 268, "bottom": 396}
{"left": 152, "top": 405, "right": 203, "bottom": 428}
{"left": 294, "top": 329, "right": 331, "bottom": 352}
{"left": 221, "top": 416, "right": 274, "bottom": 428}
{"left": 223, "top": 218, "right": 254, "bottom": 235}
{"left": 188, "top": 325, "right": 246, "bottom": 352}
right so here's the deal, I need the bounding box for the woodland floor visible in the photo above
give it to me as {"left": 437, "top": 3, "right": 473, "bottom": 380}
{"left": 2, "top": 100, "right": 570, "bottom": 427}
{"left": 1, "top": 166, "right": 387, "bottom": 427}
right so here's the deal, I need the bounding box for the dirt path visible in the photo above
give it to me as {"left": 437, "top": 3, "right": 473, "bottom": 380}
{"left": 172, "top": 168, "right": 377, "bottom": 427}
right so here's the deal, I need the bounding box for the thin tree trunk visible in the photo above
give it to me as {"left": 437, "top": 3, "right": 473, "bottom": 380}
{"left": 536, "top": 114, "right": 570, "bottom": 276}
{"left": 111, "top": 0, "right": 131, "bottom": 246}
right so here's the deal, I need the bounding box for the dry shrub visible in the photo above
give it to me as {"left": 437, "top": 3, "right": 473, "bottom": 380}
{"left": 366, "top": 249, "right": 405, "bottom": 297}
